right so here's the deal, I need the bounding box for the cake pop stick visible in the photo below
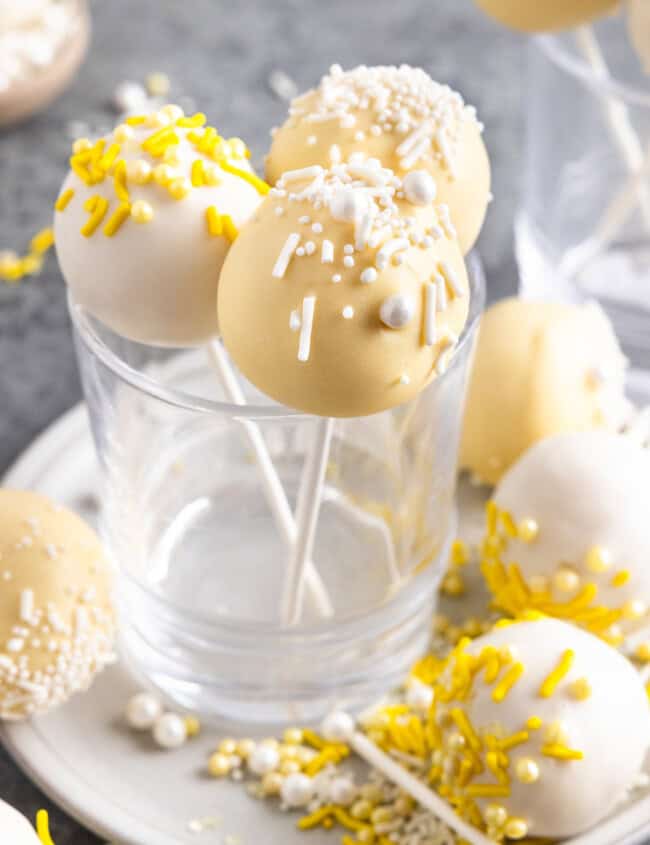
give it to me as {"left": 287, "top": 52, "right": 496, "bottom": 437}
{"left": 281, "top": 417, "right": 335, "bottom": 625}
{"left": 207, "top": 339, "right": 333, "bottom": 618}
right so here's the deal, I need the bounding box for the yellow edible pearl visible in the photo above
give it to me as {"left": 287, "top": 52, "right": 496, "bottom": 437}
{"left": 73, "top": 137, "right": 93, "bottom": 154}
{"left": 218, "top": 738, "right": 237, "bottom": 755}
{"left": 586, "top": 545, "right": 612, "bottom": 573}
{"left": 528, "top": 574, "right": 549, "bottom": 594}
{"left": 623, "top": 600, "right": 647, "bottom": 620}
{"left": 636, "top": 642, "right": 650, "bottom": 662}
{"left": 350, "top": 800, "right": 373, "bottom": 820}
{"left": 153, "top": 164, "right": 176, "bottom": 186}
{"left": 484, "top": 804, "right": 508, "bottom": 827}
{"left": 128, "top": 159, "right": 152, "bottom": 184}
{"left": 204, "top": 165, "right": 222, "bottom": 186}
{"left": 114, "top": 124, "right": 135, "bottom": 144}
{"left": 504, "top": 818, "right": 529, "bottom": 840}
{"left": 553, "top": 567, "right": 580, "bottom": 594}
{"left": 569, "top": 678, "right": 592, "bottom": 701}
{"left": 261, "top": 772, "right": 283, "bottom": 796}
{"left": 283, "top": 728, "right": 303, "bottom": 745}
{"left": 161, "top": 103, "right": 184, "bottom": 122}
{"left": 131, "top": 200, "right": 154, "bottom": 223}
{"left": 517, "top": 518, "right": 539, "bottom": 543}
{"left": 236, "top": 739, "right": 256, "bottom": 758}
{"left": 184, "top": 715, "right": 201, "bottom": 737}
{"left": 515, "top": 757, "right": 540, "bottom": 784}
{"left": 207, "top": 752, "right": 231, "bottom": 777}
{"left": 168, "top": 177, "right": 192, "bottom": 200}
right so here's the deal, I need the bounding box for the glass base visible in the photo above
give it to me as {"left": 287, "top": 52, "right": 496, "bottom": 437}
{"left": 516, "top": 213, "right": 650, "bottom": 406}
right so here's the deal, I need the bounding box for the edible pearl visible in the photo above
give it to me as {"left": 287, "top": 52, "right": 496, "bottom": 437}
{"left": 280, "top": 773, "right": 315, "bottom": 807}
{"left": 208, "top": 752, "right": 231, "bottom": 777}
{"left": 125, "top": 692, "right": 162, "bottom": 730}
{"left": 380, "top": 294, "right": 416, "bottom": 330}
{"left": 515, "top": 757, "right": 540, "bottom": 784}
{"left": 402, "top": 170, "right": 437, "bottom": 206}
{"left": 406, "top": 681, "right": 434, "bottom": 711}
{"left": 505, "top": 818, "right": 529, "bottom": 840}
{"left": 553, "top": 567, "right": 580, "bottom": 594}
{"left": 153, "top": 712, "right": 187, "bottom": 749}
{"left": 321, "top": 710, "right": 355, "bottom": 743}
{"left": 329, "top": 188, "right": 368, "bottom": 223}
{"left": 329, "top": 776, "right": 357, "bottom": 806}
{"left": 248, "top": 743, "right": 280, "bottom": 775}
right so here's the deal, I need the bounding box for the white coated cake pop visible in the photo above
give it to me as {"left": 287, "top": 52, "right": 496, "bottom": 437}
{"left": 0, "top": 489, "right": 115, "bottom": 720}
{"left": 266, "top": 64, "right": 490, "bottom": 255}
{"left": 54, "top": 105, "right": 268, "bottom": 346}
{"left": 0, "top": 799, "right": 41, "bottom": 845}
{"left": 482, "top": 432, "right": 650, "bottom": 644}
{"left": 427, "top": 617, "right": 649, "bottom": 840}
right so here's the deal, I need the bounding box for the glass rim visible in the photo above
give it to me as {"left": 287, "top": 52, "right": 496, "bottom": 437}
{"left": 535, "top": 32, "right": 650, "bottom": 109}
{"left": 68, "top": 251, "right": 486, "bottom": 421}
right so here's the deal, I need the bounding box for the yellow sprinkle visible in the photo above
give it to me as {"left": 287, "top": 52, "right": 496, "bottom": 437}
{"left": 21, "top": 254, "right": 44, "bottom": 275}
{"left": 441, "top": 571, "right": 465, "bottom": 597}
{"left": 465, "top": 784, "right": 510, "bottom": 798}
{"left": 177, "top": 112, "right": 207, "bottom": 128}
{"left": 586, "top": 545, "right": 612, "bottom": 573}
{"left": 646, "top": 681, "right": 650, "bottom": 703}
{"left": 611, "top": 570, "right": 631, "bottom": 588}
{"left": 499, "top": 510, "right": 518, "bottom": 538}
{"left": 36, "top": 810, "right": 55, "bottom": 845}
{"left": 73, "top": 137, "right": 93, "bottom": 154}
{"left": 218, "top": 159, "right": 270, "bottom": 195}
{"left": 451, "top": 539, "right": 469, "bottom": 567}
{"left": 542, "top": 743, "right": 584, "bottom": 761}
{"left": 169, "top": 176, "right": 192, "bottom": 200}
{"left": 486, "top": 500, "right": 498, "bottom": 536}
{"left": 636, "top": 642, "right": 650, "bottom": 663}
{"left": 504, "top": 818, "right": 529, "bottom": 840}
{"left": 539, "top": 649, "right": 574, "bottom": 698}
{"left": 227, "top": 137, "right": 250, "bottom": 159}
{"left": 569, "top": 677, "right": 592, "bottom": 701}
{"left": 518, "top": 518, "right": 539, "bottom": 543}
{"left": 103, "top": 203, "right": 132, "bottom": 237}
{"left": 126, "top": 115, "right": 148, "bottom": 125}
{"left": 113, "top": 159, "right": 130, "bottom": 203}
{"left": 99, "top": 142, "right": 121, "bottom": 172}
{"left": 334, "top": 807, "right": 367, "bottom": 831}
{"left": 297, "top": 805, "right": 336, "bottom": 830}
{"left": 497, "top": 730, "right": 529, "bottom": 751}
{"left": 450, "top": 708, "right": 481, "bottom": 752}
{"left": 142, "top": 125, "right": 177, "bottom": 151}
{"left": 29, "top": 228, "right": 54, "bottom": 254}
{"left": 81, "top": 196, "right": 109, "bottom": 237}
{"left": 131, "top": 200, "right": 154, "bottom": 223}
{"left": 301, "top": 728, "right": 328, "bottom": 750}
{"left": 191, "top": 159, "right": 206, "bottom": 187}
{"left": 491, "top": 662, "right": 524, "bottom": 703}
{"left": 206, "top": 205, "right": 223, "bottom": 236}
{"left": 526, "top": 716, "right": 543, "bottom": 730}
{"left": 70, "top": 158, "right": 92, "bottom": 185}
{"left": 55, "top": 188, "right": 75, "bottom": 212}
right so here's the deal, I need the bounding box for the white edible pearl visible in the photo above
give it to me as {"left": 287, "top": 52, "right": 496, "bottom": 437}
{"left": 321, "top": 710, "right": 355, "bottom": 743}
{"left": 281, "top": 773, "right": 315, "bottom": 807}
{"left": 125, "top": 692, "right": 162, "bottom": 730}
{"left": 112, "top": 80, "right": 148, "bottom": 114}
{"left": 329, "top": 188, "right": 368, "bottom": 223}
{"left": 153, "top": 712, "right": 187, "bottom": 749}
{"left": 379, "top": 294, "right": 416, "bottom": 329}
{"left": 329, "top": 776, "right": 357, "bottom": 806}
{"left": 402, "top": 170, "right": 437, "bottom": 206}
{"left": 406, "top": 681, "right": 434, "bottom": 712}
{"left": 248, "top": 743, "right": 280, "bottom": 775}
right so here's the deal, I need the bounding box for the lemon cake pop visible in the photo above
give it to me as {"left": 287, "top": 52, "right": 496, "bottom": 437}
{"left": 0, "top": 800, "right": 41, "bottom": 845}
{"left": 475, "top": 0, "right": 620, "bottom": 32}
{"left": 265, "top": 65, "right": 490, "bottom": 255}
{"left": 54, "top": 105, "right": 268, "bottom": 346}
{"left": 0, "top": 489, "right": 115, "bottom": 720}
{"left": 218, "top": 159, "right": 470, "bottom": 417}
{"left": 482, "top": 431, "right": 650, "bottom": 644}
{"left": 427, "top": 616, "right": 649, "bottom": 840}
{"left": 628, "top": 0, "right": 650, "bottom": 73}
{"left": 460, "top": 297, "right": 629, "bottom": 485}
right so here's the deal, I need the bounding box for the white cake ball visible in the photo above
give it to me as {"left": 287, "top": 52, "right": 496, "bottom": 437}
{"left": 54, "top": 105, "right": 268, "bottom": 346}
{"left": 0, "top": 489, "right": 116, "bottom": 720}
{"left": 429, "top": 617, "right": 649, "bottom": 840}
{"left": 482, "top": 432, "right": 650, "bottom": 644}
{"left": 0, "top": 800, "right": 41, "bottom": 845}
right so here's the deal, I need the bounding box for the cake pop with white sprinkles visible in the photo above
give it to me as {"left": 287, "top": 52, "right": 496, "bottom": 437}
{"left": 482, "top": 431, "right": 650, "bottom": 645}
{"left": 218, "top": 158, "right": 470, "bottom": 417}
{"left": 54, "top": 105, "right": 268, "bottom": 346}
{"left": 0, "top": 489, "right": 115, "bottom": 720}
{"left": 427, "top": 616, "right": 649, "bottom": 840}
{"left": 266, "top": 64, "right": 490, "bottom": 254}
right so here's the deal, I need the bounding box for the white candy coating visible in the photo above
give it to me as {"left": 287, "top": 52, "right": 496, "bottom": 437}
{"left": 0, "top": 799, "right": 41, "bottom": 845}
{"left": 125, "top": 692, "right": 162, "bottom": 730}
{"left": 402, "top": 170, "right": 437, "bottom": 205}
{"left": 379, "top": 293, "right": 416, "bottom": 329}
{"left": 152, "top": 712, "right": 187, "bottom": 749}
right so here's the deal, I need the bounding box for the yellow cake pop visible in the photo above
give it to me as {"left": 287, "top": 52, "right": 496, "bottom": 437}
{"left": 475, "top": 0, "right": 620, "bottom": 32}
{"left": 266, "top": 65, "right": 490, "bottom": 255}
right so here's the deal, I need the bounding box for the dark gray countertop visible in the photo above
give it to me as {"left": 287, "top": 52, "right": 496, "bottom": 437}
{"left": 0, "top": 0, "right": 522, "bottom": 840}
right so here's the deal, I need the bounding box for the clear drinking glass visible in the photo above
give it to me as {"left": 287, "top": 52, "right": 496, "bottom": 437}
{"left": 68, "top": 256, "right": 484, "bottom": 724}
{"left": 516, "top": 16, "right": 650, "bottom": 402}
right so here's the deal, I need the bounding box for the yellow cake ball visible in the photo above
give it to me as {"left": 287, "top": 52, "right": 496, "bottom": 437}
{"left": 460, "top": 297, "right": 629, "bottom": 485}
{"left": 429, "top": 617, "right": 649, "bottom": 840}
{"left": 482, "top": 432, "right": 650, "bottom": 644}
{"left": 218, "top": 159, "right": 469, "bottom": 417}
{"left": 0, "top": 489, "right": 115, "bottom": 720}
{"left": 54, "top": 106, "right": 268, "bottom": 346}
{"left": 475, "top": 0, "right": 620, "bottom": 33}
{"left": 266, "top": 65, "right": 490, "bottom": 255}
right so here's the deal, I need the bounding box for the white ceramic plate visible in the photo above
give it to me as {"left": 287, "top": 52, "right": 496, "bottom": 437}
{"left": 2, "top": 404, "right": 650, "bottom": 845}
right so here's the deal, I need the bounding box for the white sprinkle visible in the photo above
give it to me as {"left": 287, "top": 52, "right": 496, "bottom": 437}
{"left": 347, "top": 164, "right": 389, "bottom": 186}
{"left": 342, "top": 306, "right": 354, "bottom": 319}
{"left": 435, "top": 274, "right": 448, "bottom": 311}
{"left": 76, "top": 607, "right": 89, "bottom": 633}
{"left": 360, "top": 268, "right": 378, "bottom": 284}
{"left": 341, "top": 114, "right": 356, "bottom": 128}
{"left": 354, "top": 130, "right": 365, "bottom": 142}
{"left": 321, "top": 240, "right": 334, "bottom": 264}
{"left": 272, "top": 232, "right": 301, "bottom": 278}
{"left": 424, "top": 282, "right": 437, "bottom": 346}
{"left": 7, "top": 639, "right": 24, "bottom": 653}
{"left": 307, "top": 135, "right": 317, "bottom": 146}
{"left": 299, "top": 215, "right": 311, "bottom": 225}
{"left": 298, "top": 296, "right": 316, "bottom": 362}
{"left": 268, "top": 69, "right": 299, "bottom": 101}
{"left": 0, "top": 655, "right": 14, "bottom": 670}
{"left": 401, "top": 137, "right": 432, "bottom": 169}
{"left": 332, "top": 274, "right": 342, "bottom": 283}
{"left": 274, "top": 207, "right": 285, "bottom": 217}
{"left": 376, "top": 238, "right": 410, "bottom": 270}
{"left": 19, "top": 590, "right": 34, "bottom": 624}
{"left": 289, "top": 310, "right": 302, "bottom": 331}
{"left": 312, "top": 222, "right": 323, "bottom": 234}
{"left": 437, "top": 204, "right": 457, "bottom": 239}
{"left": 296, "top": 247, "right": 306, "bottom": 257}
{"left": 329, "top": 144, "right": 342, "bottom": 164}
{"left": 355, "top": 212, "right": 373, "bottom": 251}
{"left": 343, "top": 244, "right": 354, "bottom": 255}
{"left": 343, "top": 255, "right": 355, "bottom": 268}
{"left": 397, "top": 119, "right": 434, "bottom": 157}
{"left": 305, "top": 241, "right": 316, "bottom": 255}
{"left": 439, "top": 260, "right": 463, "bottom": 298}
{"left": 280, "top": 166, "right": 324, "bottom": 185}
{"left": 400, "top": 373, "right": 411, "bottom": 385}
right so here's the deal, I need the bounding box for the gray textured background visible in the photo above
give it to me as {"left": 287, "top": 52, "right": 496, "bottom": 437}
{"left": 0, "top": 0, "right": 523, "bottom": 841}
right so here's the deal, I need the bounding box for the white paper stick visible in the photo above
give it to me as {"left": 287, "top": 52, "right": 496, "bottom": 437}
{"left": 207, "top": 340, "right": 333, "bottom": 618}
{"left": 349, "top": 728, "right": 494, "bottom": 845}
{"left": 281, "top": 417, "right": 335, "bottom": 626}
